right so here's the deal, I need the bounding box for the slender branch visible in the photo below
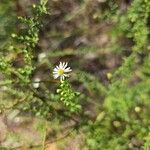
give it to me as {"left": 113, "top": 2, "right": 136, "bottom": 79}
{"left": 46, "top": 128, "right": 75, "bottom": 144}
{"left": 0, "top": 97, "right": 28, "bottom": 114}
{"left": 0, "top": 79, "right": 58, "bottom": 86}
{"left": 42, "top": 121, "right": 48, "bottom": 150}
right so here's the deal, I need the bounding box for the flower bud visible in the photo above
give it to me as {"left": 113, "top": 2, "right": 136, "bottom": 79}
{"left": 135, "top": 106, "right": 141, "bottom": 113}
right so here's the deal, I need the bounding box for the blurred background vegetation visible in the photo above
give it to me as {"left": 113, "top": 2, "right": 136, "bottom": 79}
{"left": 0, "top": 0, "right": 150, "bottom": 149}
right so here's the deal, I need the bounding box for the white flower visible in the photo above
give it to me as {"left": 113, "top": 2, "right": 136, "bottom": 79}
{"left": 32, "top": 77, "right": 41, "bottom": 88}
{"left": 53, "top": 62, "right": 72, "bottom": 80}
{"left": 38, "top": 52, "right": 46, "bottom": 62}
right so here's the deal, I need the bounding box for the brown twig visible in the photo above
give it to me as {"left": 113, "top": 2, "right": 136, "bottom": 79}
{"left": 45, "top": 128, "right": 75, "bottom": 144}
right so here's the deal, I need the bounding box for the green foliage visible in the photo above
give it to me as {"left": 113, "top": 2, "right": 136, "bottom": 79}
{"left": 0, "top": 0, "right": 150, "bottom": 149}
{"left": 0, "top": 0, "right": 81, "bottom": 120}
{"left": 0, "top": 0, "right": 16, "bottom": 48}
{"left": 127, "top": 0, "right": 150, "bottom": 51}
{"left": 0, "top": 0, "right": 49, "bottom": 112}
{"left": 56, "top": 81, "right": 81, "bottom": 113}
{"left": 82, "top": 0, "right": 150, "bottom": 149}
{"left": 9, "top": 1, "right": 48, "bottom": 83}
{"left": 143, "top": 135, "right": 150, "bottom": 150}
{"left": 0, "top": 0, "right": 48, "bottom": 83}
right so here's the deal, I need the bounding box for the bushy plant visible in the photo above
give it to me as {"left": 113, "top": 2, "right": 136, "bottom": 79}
{"left": 0, "top": 0, "right": 150, "bottom": 149}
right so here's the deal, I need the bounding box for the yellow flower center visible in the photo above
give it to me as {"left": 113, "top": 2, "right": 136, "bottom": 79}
{"left": 58, "top": 69, "right": 64, "bottom": 75}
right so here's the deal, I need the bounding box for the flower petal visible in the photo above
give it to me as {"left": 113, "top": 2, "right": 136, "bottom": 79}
{"left": 64, "top": 74, "right": 69, "bottom": 77}
{"left": 56, "top": 65, "right": 60, "bottom": 69}
{"left": 53, "top": 74, "right": 59, "bottom": 79}
{"left": 62, "top": 62, "right": 65, "bottom": 67}
{"left": 59, "top": 62, "right": 63, "bottom": 68}
{"left": 64, "top": 67, "right": 72, "bottom": 72}
{"left": 54, "top": 68, "right": 58, "bottom": 72}
{"left": 63, "top": 62, "right": 68, "bottom": 69}
{"left": 53, "top": 71, "right": 59, "bottom": 74}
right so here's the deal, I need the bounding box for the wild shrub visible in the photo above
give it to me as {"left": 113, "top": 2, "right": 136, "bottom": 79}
{"left": 0, "top": 0, "right": 149, "bottom": 149}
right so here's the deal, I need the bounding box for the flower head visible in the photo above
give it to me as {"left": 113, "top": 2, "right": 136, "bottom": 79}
{"left": 32, "top": 77, "right": 41, "bottom": 88}
{"left": 38, "top": 52, "right": 46, "bottom": 62}
{"left": 53, "top": 62, "right": 72, "bottom": 81}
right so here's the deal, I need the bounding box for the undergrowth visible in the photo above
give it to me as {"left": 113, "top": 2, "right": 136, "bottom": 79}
{"left": 0, "top": 0, "right": 150, "bottom": 149}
